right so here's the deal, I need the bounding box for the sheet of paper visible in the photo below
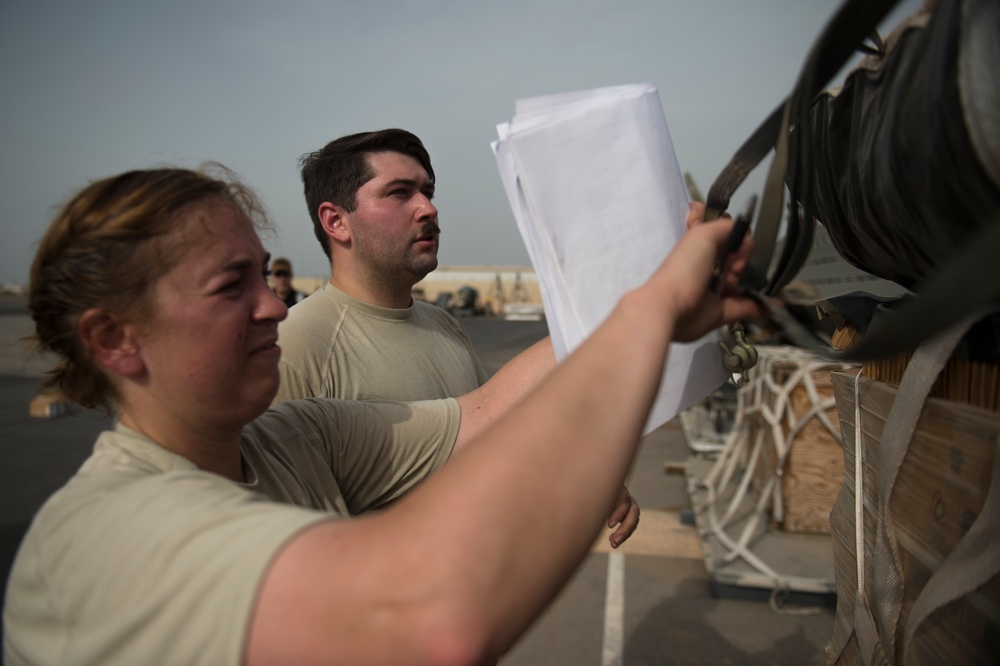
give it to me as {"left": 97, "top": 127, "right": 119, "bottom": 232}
{"left": 492, "top": 83, "right": 728, "bottom": 432}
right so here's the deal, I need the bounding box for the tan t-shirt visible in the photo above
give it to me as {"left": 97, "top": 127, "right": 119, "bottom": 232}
{"left": 3, "top": 397, "right": 459, "bottom": 666}
{"left": 274, "top": 283, "right": 489, "bottom": 404}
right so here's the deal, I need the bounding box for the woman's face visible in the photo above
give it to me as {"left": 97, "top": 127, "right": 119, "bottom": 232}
{"left": 136, "top": 202, "right": 287, "bottom": 430}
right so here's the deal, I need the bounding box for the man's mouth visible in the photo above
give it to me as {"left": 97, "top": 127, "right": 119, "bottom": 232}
{"left": 414, "top": 233, "right": 439, "bottom": 247}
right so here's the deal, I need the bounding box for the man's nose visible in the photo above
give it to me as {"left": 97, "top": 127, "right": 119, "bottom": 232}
{"left": 416, "top": 194, "right": 438, "bottom": 220}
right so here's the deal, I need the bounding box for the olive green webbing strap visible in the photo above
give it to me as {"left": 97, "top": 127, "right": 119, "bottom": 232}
{"left": 703, "top": 103, "right": 783, "bottom": 223}
{"left": 706, "top": 0, "right": 1000, "bottom": 362}
{"left": 766, "top": 0, "right": 903, "bottom": 295}
{"left": 705, "top": 0, "right": 903, "bottom": 294}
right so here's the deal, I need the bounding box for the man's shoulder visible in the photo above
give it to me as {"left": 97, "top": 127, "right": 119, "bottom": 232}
{"left": 286, "top": 286, "right": 339, "bottom": 315}
{"left": 279, "top": 287, "right": 345, "bottom": 337}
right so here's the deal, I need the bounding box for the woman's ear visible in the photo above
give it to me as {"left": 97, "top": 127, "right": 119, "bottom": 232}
{"left": 78, "top": 308, "right": 146, "bottom": 378}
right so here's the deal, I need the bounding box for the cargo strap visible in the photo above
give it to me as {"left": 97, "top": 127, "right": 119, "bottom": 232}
{"left": 847, "top": 369, "right": 887, "bottom": 665}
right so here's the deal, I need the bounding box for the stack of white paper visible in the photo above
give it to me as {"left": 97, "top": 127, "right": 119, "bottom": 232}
{"left": 491, "top": 83, "right": 727, "bottom": 433}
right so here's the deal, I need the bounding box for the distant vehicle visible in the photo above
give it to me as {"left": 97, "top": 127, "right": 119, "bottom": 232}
{"left": 448, "top": 286, "right": 486, "bottom": 317}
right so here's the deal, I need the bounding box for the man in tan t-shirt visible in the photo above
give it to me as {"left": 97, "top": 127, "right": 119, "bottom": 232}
{"left": 275, "top": 129, "right": 490, "bottom": 404}
{"left": 277, "top": 128, "right": 639, "bottom": 547}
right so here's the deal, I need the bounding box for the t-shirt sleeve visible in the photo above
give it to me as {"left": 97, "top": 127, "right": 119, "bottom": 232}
{"left": 257, "top": 398, "right": 460, "bottom": 513}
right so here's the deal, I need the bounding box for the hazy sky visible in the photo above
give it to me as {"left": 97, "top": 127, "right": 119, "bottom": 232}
{"left": 0, "top": 0, "right": 921, "bottom": 285}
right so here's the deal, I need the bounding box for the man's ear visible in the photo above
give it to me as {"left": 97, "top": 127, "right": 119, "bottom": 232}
{"left": 318, "top": 202, "right": 351, "bottom": 244}
{"left": 78, "top": 308, "right": 146, "bottom": 378}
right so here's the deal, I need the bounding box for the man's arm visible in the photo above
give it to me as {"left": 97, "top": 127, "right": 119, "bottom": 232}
{"left": 450, "top": 334, "right": 638, "bottom": 547}
{"left": 451, "top": 335, "right": 555, "bottom": 453}
{"left": 246, "top": 218, "right": 764, "bottom": 665}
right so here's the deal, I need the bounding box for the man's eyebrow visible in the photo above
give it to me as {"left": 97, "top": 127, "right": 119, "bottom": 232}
{"left": 382, "top": 177, "right": 418, "bottom": 189}
{"left": 382, "top": 177, "right": 435, "bottom": 194}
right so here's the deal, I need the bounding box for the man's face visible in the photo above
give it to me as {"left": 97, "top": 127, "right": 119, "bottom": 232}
{"left": 346, "top": 151, "right": 439, "bottom": 283}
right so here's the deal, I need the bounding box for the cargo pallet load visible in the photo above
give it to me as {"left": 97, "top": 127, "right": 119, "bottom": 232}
{"left": 683, "top": 345, "right": 859, "bottom": 608}
{"left": 825, "top": 318, "right": 1000, "bottom": 665}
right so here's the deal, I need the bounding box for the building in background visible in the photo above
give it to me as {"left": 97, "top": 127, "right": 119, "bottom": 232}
{"left": 291, "top": 266, "right": 544, "bottom": 320}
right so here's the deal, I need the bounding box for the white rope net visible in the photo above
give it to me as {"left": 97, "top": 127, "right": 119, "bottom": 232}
{"left": 687, "top": 345, "right": 859, "bottom": 610}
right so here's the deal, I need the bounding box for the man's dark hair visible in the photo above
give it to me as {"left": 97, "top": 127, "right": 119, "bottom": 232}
{"left": 298, "top": 129, "right": 435, "bottom": 259}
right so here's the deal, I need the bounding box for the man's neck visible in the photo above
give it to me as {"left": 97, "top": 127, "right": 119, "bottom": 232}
{"left": 330, "top": 271, "right": 413, "bottom": 309}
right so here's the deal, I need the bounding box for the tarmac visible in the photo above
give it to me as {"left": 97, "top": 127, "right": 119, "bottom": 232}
{"left": 1, "top": 295, "right": 837, "bottom": 664}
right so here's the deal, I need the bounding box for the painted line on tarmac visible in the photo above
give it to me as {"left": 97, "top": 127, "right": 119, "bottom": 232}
{"left": 597, "top": 509, "right": 701, "bottom": 665}
{"left": 601, "top": 550, "right": 625, "bottom": 666}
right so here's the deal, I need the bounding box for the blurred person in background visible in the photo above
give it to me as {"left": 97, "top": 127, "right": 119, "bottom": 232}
{"left": 269, "top": 256, "right": 304, "bottom": 308}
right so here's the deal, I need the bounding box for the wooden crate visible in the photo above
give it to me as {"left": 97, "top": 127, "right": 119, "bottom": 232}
{"left": 748, "top": 350, "right": 854, "bottom": 534}
{"left": 832, "top": 322, "right": 1000, "bottom": 413}
{"left": 827, "top": 372, "right": 1000, "bottom": 665}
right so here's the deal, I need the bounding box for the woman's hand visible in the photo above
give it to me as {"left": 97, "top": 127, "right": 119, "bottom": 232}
{"left": 652, "top": 203, "right": 765, "bottom": 342}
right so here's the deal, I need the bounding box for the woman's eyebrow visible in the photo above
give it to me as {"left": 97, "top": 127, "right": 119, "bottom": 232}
{"left": 220, "top": 257, "right": 256, "bottom": 274}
